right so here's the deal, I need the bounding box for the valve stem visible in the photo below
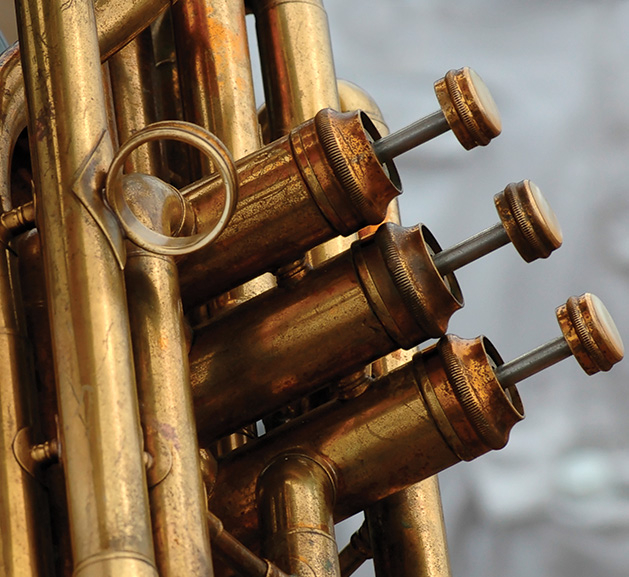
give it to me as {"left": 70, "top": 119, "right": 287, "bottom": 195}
{"left": 373, "top": 67, "right": 502, "bottom": 163}
{"left": 433, "top": 180, "right": 562, "bottom": 276}
{"left": 496, "top": 293, "right": 624, "bottom": 389}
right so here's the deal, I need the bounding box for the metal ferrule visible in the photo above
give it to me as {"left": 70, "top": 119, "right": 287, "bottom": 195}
{"left": 353, "top": 222, "right": 463, "bottom": 349}
{"left": 422, "top": 335, "right": 524, "bottom": 460}
{"left": 179, "top": 108, "right": 401, "bottom": 309}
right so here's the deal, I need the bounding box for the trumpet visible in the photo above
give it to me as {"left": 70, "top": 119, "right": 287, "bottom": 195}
{"left": 0, "top": 2, "right": 623, "bottom": 577}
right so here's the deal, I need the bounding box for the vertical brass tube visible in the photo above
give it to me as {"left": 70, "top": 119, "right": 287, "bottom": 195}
{"left": 174, "top": 0, "right": 261, "bottom": 168}
{"left": 0, "top": 241, "right": 52, "bottom": 576}
{"left": 253, "top": 0, "right": 349, "bottom": 273}
{"left": 18, "top": 230, "right": 73, "bottom": 577}
{"left": 173, "top": 0, "right": 275, "bottom": 307}
{"left": 252, "top": 0, "right": 340, "bottom": 140}
{"left": 126, "top": 226, "right": 214, "bottom": 577}
{"left": 0, "top": 0, "right": 176, "bottom": 207}
{"left": 108, "top": 30, "right": 161, "bottom": 174}
{"left": 16, "top": 0, "right": 157, "bottom": 575}
{"left": 172, "top": 0, "right": 273, "bottom": 456}
{"left": 258, "top": 455, "right": 340, "bottom": 577}
{"left": 367, "top": 477, "right": 452, "bottom": 577}
{"left": 110, "top": 28, "right": 214, "bottom": 577}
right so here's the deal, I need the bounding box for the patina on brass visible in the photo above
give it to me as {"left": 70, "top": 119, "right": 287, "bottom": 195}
{"left": 258, "top": 454, "right": 340, "bottom": 577}
{"left": 0, "top": 232, "right": 53, "bottom": 577}
{"left": 210, "top": 293, "right": 623, "bottom": 548}
{"left": 179, "top": 108, "right": 401, "bottom": 308}
{"left": 208, "top": 335, "right": 522, "bottom": 545}
{"left": 190, "top": 222, "right": 462, "bottom": 445}
{"left": 124, "top": 175, "right": 214, "bottom": 577}
{"left": 16, "top": 0, "right": 157, "bottom": 575}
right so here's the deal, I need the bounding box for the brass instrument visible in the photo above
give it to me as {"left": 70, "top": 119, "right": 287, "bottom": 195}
{"left": 0, "top": 2, "right": 624, "bottom": 577}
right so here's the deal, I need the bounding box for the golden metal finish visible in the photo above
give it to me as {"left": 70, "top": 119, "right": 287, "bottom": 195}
{"left": 16, "top": 0, "right": 157, "bottom": 575}
{"left": 208, "top": 335, "right": 523, "bottom": 544}
{"left": 368, "top": 476, "right": 452, "bottom": 577}
{"left": 179, "top": 108, "right": 401, "bottom": 308}
{"left": 258, "top": 454, "right": 340, "bottom": 577}
{"left": 2, "top": 2, "right": 625, "bottom": 577}
{"left": 556, "top": 293, "right": 624, "bottom": 374}
{"left": 190, "top": 222, "right": 462, "bottom": 444}
{"left": 106, "top": 121, "right": 238, "bottom": 256}
{"left": 494, "top": 180, "right": 563, "bottom": 262}
{"left": 433, "top": 67, "right": 502, "bottom": 150}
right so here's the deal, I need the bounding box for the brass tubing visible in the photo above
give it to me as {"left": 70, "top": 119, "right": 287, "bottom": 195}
{"left": 252, "top": 0, "right": 340, "bottom": 140}
{"left": 338, "top": 522, "right": 372, "bottom": 577}
{"left": 367, "top": 477, "right": 452, "bottom": 577}
{"left": 174, "top": 0, "right": 261, "bottom": 171}
{"left": 0, "top": 242, "right": 52, "bottom": 576}
{"left": 17, "top": 230, "right": 73, "bottom": 577}
{"left": 190, "top": 223, "right": 462, "bottom": 444}
{"left": 108, "top": 29, "right": 161, "bottom": 176}
{"left": 179, "top": 108, "right": 401, "bottom": 309}
{"left": 112, "top": 34, "right": 214, "bottom": 577}
{"left": 258, "top": 454, "right": 340, "bottom": 577}
{"left": 207, "top": 512, "right": 291, "bottom": 577}
{"left": 125, "top": 188, "right": 213, "bottom": 577}
{"left": 16, "top": 0, "right": 157, "bottom": 575}
{"left": 173, "top": 0, "right": 275, "bottom": 331}
{"left": 208, "top": 336, "right": 523, "bottom": 544}
{"left": 0, "top": 0, "right": 174, "bottom": 207}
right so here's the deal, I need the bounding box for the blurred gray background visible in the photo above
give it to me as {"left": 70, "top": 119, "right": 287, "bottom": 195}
{"left": 3, "top": 1, "right": 629, "bottom": 576}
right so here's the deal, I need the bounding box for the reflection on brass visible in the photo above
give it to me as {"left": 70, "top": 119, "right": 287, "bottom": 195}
{"left": 258, "top": 454, "right": 340, "bottom": 577}
{"left": 179, "top": 108, "right": 401, "bottom": 308}
{"left": 16, "top": 0, "right": 157, "bottom": 575}
{"left": 2, "top": 2, "right": 625, "bottom": 576}
{"left": 208, "top": 335, "right": 523, "bottom": 544}
{"left": 190, "top": 222, "right": 462, "bottom": 444}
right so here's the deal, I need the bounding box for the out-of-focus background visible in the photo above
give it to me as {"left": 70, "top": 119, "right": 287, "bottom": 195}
{"left": 3, "top": 1, "right": 629, "bottom": 576}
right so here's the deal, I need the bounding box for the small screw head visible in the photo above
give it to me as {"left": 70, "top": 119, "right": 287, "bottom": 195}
{"left": 494, "top": 180, "right": 563, "bottom": 262}
{"left": 434, "top": 67, "right": 502, "bottom": 150}
{"left": 556, "top": 293, "right": 624, "bottom": 375}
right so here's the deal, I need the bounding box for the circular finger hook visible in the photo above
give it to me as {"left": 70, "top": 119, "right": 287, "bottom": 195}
{"left": 105, "top": 120, "right": 238, "bottom": 256}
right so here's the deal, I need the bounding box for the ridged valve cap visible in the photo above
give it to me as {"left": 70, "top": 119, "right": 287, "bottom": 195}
{"left": 434, "top": 67, "right": 502, "bottom": 149}
{"left": 556, "top": 293, "right": 624, "bottom": 375}
{"left": 494, "top": 180, "right": 563, "bottom": 262}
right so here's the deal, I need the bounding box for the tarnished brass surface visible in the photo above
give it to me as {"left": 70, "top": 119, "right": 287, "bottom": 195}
{"left": 190, "top": 222, "right": 461, "bottom": 444}
{"left": 0, "top": 237, "right": 52, "bottom": 576}
{"left": 16, "top": 0, "right": 157, "bottom": 575}
{"left": 179, "top": 109, "right": 401, "bottom": 308}
{"left": 433, "top": 67, "right": 502, "bottom": 150}
{"left": 556, "top": 293, "right": 625, "bottom": 375}
{"left": 208, "top": 335, "right": 522, "bottom": 544}
{"left": 494, "top": 180, "right": 563, "bottom": 262}
{"left": 258, "top": 454, "right": 340, "bottom": 577}
{"left": 207, "top": 512, "right": 291, "bottom": 577}
{"left": 125, "top": 192, "right": 213, "bottom": 577}
{"left": 113, "top": 40, "right": 213, "bottom": 577}
{"left": 251, "top": 0, "right": 340, "bottom": 140}
{"left": 368, "top": 477, "right": 452, "bottom": 577}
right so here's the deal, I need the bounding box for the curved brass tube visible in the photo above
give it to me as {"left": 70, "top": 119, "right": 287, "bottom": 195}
{"left": 0, "top": 0, "right": 173, "bottom": 212}
{"left": 258, "top": 454, "right": 340, "bottom": 577}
